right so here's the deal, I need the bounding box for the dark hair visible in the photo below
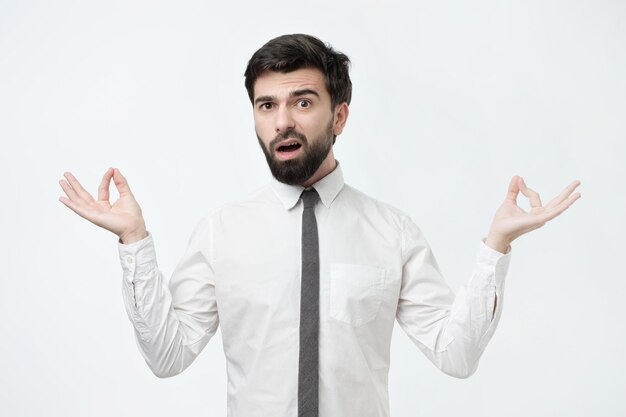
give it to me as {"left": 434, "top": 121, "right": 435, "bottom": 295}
{"left": 244, "top": 34, "right": 352, "bottom": 109}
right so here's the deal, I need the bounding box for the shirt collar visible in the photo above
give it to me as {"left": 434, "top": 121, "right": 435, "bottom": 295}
{"left": 269, "top": 160, "right": 345, "bottom": 210}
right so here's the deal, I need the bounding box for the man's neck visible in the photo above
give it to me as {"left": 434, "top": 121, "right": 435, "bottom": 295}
{"left": 301, "top": 152, "right": 337, "bottom": 188}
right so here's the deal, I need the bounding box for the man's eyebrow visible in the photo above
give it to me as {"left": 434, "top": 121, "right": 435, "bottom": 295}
{"left": 254, "top": 95, "right": 275, "bottom": 105}
{"left": 290, "top": 89, "right": 320, "bottom": 98}
{"left": 253, "top": 89, "right": 320, "bottom": 105}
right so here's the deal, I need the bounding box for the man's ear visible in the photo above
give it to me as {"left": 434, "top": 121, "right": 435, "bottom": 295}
{"left": 332, "top": 102, "right": 349, "bottom": 136}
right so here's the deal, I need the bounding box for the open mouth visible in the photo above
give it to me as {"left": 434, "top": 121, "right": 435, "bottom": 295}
{"left": 276, "top": 141, "right": 302, "bottom": 154}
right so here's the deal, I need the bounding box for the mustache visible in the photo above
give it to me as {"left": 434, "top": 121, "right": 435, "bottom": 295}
{"left": 269, "top": 129, "right": 308, "bottom": 150}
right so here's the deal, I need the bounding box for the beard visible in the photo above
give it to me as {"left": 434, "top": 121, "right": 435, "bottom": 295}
{"left": 257, "top": 119, "right": 334, "bottom": 185}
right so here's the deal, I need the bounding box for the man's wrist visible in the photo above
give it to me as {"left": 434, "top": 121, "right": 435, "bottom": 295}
{"left": 484, "top": 233, "right": 511, "bottom": 254}
{"left": 120, "top": 229, "right": 149, "bottom": 244}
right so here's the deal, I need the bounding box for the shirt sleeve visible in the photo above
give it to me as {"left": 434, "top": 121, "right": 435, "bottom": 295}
{"left": 395, "top": 215, "right": 511, "bottom": 378}
{"left": 118, "top": 215, "right": 219, "bottom": 378}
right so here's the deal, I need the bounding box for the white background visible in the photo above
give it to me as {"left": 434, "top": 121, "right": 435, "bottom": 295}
{"left": 1, "top": 0, "right": 624, "bottom": 416}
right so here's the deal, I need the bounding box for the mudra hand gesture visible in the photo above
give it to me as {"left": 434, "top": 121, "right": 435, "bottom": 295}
{"left": 58, "top": 168, "right": 148, "bottom": 244}
{"left": 485, "top": 176, "right": 582, "bottom": 253}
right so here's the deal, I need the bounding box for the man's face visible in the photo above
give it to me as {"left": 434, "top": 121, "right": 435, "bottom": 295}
{"left": 253, "top": 68, "right": 345, "bottom": 185}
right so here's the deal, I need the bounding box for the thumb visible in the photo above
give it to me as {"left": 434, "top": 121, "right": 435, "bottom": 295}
{"left": 505, "top": 175, "right": 521, "bottom": 204}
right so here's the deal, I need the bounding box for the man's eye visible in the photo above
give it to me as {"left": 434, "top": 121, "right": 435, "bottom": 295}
{"left": 261, "top": 103, "right": 273, "bottom": 110}
{"left": 297, "top": 100, "right": 310, "bottom": 108}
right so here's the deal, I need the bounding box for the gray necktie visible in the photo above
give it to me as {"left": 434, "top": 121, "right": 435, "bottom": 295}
{"left": 298, "top": 188, "right": 320, "bottom": 417}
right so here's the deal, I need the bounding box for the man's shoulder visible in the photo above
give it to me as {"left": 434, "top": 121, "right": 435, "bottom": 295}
{"left": 339, "top": 183, "right": 411, "bottom": 226}
{"left": 192, "top": 184, "right": 273, "bottom": 222}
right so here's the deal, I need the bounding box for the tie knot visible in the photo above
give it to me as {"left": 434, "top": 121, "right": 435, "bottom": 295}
{"left": 301, "top": 188, "right": 320, "bottom": 209}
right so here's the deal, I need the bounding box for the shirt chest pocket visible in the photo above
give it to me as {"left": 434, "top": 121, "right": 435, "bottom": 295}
{"left": 329, "top": 263, "right": 386, "bottom": 326}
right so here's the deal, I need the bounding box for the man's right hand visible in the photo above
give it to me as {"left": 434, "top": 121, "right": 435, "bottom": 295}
{"left": 59, "top": 167, "right": 148, "bottom": 244}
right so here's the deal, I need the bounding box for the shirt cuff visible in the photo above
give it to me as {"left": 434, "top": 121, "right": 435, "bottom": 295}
{"left": 477, "top": 238, "right": 512, "bottom": 288}
{"left": 117, "top": 231, "right": 158, "bottom": 282}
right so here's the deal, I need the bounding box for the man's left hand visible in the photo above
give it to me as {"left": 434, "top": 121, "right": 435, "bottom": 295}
{"left": 485, "top": 176, "right": 581, "bottom": 253}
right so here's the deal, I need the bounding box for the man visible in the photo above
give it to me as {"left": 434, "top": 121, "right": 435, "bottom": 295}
{"left": 58, "top": 34, "right": 581, "bottom": 417}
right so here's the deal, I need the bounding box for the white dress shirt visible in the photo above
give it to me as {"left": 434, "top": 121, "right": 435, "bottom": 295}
{"left": 118, "top": 161, "right": 512, "bottom": 417}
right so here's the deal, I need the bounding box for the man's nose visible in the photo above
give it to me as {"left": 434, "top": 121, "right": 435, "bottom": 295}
{"left": 275, "top": 106, "right": 295, "bottom": 133}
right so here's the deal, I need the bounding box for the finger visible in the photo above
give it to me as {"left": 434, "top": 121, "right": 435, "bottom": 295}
{"left": 98, "top": 167, "right": 114, "bottom": 202}
{"left": 63, "top": 172, "right": 95, "bottom": 203}
{"left": 59, "top": 178, "right": 80, "bottom": 201}
{"left": 505, "top": 175, "right": 521, "bottom": 204}
{"left": 537, "top": 192, "right": 581, "bottom": 223}
{"left": 58, "top": 195, "right": 90, "bottom": 221}
{"left": 518, "top": 177, "right": 542, "bottom": 208}
{"left": 59, "top": 179, "right": 94, "bottom": 215}
{"left": 112, "top": 168, "right": 133, "bottom": 195}
{"left": 545, "top": 179, "right": 581, "bottom": 210}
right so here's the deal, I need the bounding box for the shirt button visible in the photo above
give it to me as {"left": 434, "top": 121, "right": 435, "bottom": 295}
{"left": 126, "top": 256, "right": 134, "bottom": 264}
